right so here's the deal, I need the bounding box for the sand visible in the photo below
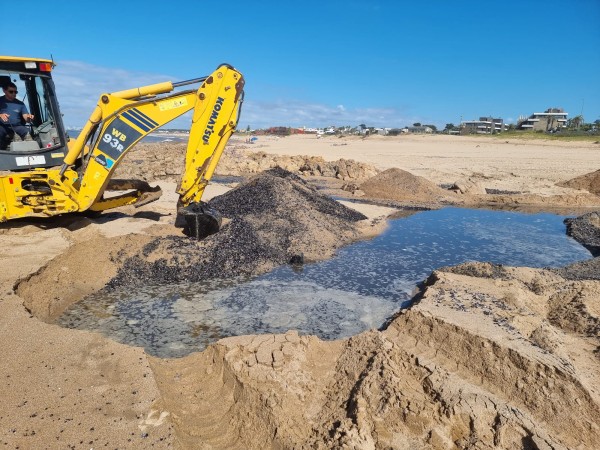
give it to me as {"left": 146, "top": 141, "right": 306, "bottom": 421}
{"left": 240, "top": 134, "right": 600, "bottom": 195}
{"left": 0, "top": 134, "right": 599, "bottom": 449}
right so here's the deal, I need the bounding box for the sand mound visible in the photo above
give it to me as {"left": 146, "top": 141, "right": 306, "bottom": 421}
{"left": 16, "top": 232, "right": 154, "bottom": 322}
{"left": 360, "top": 168, "right": 455, "bottom": 205}
{"left": 557, "top": 169, "right": 600, "bottom": 195}
{"left": 218, "top": 150, "right": 379, "bottom": 180}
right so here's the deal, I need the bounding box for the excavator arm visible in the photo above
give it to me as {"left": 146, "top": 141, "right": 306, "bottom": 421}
{"left": 70, "top": 63, "right": 244, "bottom": 212}
{"left": 0, "top": 63, "right": 244, "bottom": 238}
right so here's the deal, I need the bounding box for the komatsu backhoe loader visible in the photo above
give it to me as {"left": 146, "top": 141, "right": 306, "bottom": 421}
{"left": 0, "top": 56, "right": 244, "bottom": 238}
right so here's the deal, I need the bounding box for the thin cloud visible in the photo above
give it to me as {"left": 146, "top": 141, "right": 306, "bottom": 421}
{"left": 52, "top": 60, "right": 415, "bottom": 130}
{"left": 241, "top": 99, "right": 411, "bottom": 129}
{"left": 53, "top": 60, "right": 179, "bottom": 128}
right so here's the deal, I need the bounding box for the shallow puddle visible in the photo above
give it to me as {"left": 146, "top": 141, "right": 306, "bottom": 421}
{"left": 58, "top": 207, "right": 592, "bottom": 357}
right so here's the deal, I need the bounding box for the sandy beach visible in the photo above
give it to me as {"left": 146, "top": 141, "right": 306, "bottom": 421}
{"left": 242, "top": 134, "right": 600, "bottom": 195}
{"left": 1, "top": 134, "right": 599, "bottom": 449}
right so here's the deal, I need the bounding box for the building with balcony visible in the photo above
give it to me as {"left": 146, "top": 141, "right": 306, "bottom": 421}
{"left": 517, "top": 108, "right": 568, "bottom": 131}
{"left": 461, "top": 117, "right": 505, "bottom": 134}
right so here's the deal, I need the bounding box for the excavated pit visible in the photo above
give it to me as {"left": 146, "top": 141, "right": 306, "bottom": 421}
{"left": 57, "top": 202, "right": 591, "bottom": 358}
{"left": 9, "top": 164, "right": 600, "bottom": 449}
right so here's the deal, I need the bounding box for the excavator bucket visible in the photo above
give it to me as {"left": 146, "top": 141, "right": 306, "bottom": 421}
{"left": 177, "top": 202, "right": 222, "bottom": 240}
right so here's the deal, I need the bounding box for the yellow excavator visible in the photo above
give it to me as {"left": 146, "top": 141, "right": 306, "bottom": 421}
{"left": 0, "top": 56, "right": 244, "bottom": 238}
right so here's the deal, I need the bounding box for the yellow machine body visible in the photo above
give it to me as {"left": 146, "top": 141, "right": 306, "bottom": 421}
{"left": 0, "top": 56, "right": 244, "bottom": 225}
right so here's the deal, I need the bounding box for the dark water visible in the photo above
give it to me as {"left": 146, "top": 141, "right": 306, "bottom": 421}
{"left": 58, "top": 207, "right": 592, "bottom": 357}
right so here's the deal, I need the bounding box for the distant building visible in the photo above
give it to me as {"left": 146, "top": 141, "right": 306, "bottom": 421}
{"left": 461, "top": 117, "right": 505, "bottom": 134}
{"left": 407, "top": 126, "right": 433, "bottom": 134}
{"left": 355, "top": 124, "right": 369, "bottom": 135}
{"left": 302, "top": 127, "right": 319, "bottom": 134}
{"left": 517, "top": 108, "right": 568, "bottom": 131}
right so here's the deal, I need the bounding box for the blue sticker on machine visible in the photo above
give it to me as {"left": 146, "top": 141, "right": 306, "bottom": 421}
{"left": 97, "top": 118, "right": 142, "bottom": 161}
{"left": 94, "top": 154, "right": 114, "bottom": 170}
{"left": 95, "top": 154, "right": 107, "bottom": 167}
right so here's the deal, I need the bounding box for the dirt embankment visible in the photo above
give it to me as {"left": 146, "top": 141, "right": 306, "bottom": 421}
{"left": 564, "top": 211, "right": 600, "bottom": 257}
{"left": 148, "top": 260, "right": 600, "bottom": 449}
{"left": 115, "top": 142, "right": 379, "bottom": 182}
{"left": 359, "top": 167, "right": 458, "bottom": 206}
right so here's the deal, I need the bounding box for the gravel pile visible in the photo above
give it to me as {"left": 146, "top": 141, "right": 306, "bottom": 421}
{"left": 564, "top": 211, "right": 600, "bottom": 257}
{"left": 109, "top": 168, "right": 367, "bottom": 288}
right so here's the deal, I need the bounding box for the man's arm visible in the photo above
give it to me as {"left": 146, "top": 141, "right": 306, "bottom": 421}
{"left": 19, "top": 104, "right": 33, "bottom": 123}
{"left": 0, "top": 98, "right": 8, "bottom": 122}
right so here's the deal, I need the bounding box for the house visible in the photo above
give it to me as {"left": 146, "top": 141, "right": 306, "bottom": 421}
{"left": 407, "top": 126, "right": 433, "bottom": 134}
{"left": 302, "top": 127, "right": 319, "bottom": 134}
{"left": 461, "top": 117, "right": 505, "bottom": 134}
{"left": 517, "top": 108, "right": 568, "bottom": 131}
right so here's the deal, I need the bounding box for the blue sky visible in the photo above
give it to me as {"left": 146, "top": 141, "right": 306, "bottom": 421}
{"left": 7, "top": 0, "right": 600, "bottom": 130}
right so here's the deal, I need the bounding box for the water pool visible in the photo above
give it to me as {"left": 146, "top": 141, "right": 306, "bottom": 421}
{"left": 58, "top": 207, "right": 592, "bottom": 357}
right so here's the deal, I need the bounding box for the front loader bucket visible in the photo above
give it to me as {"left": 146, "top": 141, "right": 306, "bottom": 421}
{"left": 177, "top": 202, "right": 222, "bottom": 240}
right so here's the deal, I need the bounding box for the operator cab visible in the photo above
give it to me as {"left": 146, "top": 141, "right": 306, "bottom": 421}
{"left": 0, "top": 56, "right": 69, "bottom": 170}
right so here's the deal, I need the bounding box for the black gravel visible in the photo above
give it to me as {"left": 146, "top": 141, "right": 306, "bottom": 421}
{"left": 564, "top": 212, "right": 600, "bottom": 257}
{"left": 553, "top": 258, "right": 600, "bottom": 281}
{"left": 210, "top": 167, "right": 367, "bottom": 222}
{"left": 108, "top": 168, "right": 367, "bottom": 289}
{"left": 554, "top": 210, "right": 600, "bottom": 282}
{"left": 485, "top": 188, "right": 523, "bottom": 195}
